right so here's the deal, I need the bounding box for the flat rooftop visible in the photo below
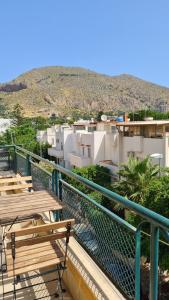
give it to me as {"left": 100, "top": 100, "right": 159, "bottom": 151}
{"left": 116, "top": 120, "right": 169, "bottom": 126}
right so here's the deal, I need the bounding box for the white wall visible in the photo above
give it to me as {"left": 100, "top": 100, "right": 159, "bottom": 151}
{"left": 0, "top": 119, "right": 13, "bottom": 134}
{"left": 143, "top": 138, "right": 165, "bottom": 166}
{"left": 36, "top": 130, "right": 47, "bottom": 143}
{"left": 164, "top": 134, "right": 169, "bottom": 167}
{"left": 93, "top": 132, "right": 105, "bottom": 164}
{"left": 120, "top": 135, "right": 165, "bottom": 166}
{"left": 63, "top": 129, "right": 74, "bottom": 162}
{"left": 46, "top": 127, "right": 56, "bottom": 146}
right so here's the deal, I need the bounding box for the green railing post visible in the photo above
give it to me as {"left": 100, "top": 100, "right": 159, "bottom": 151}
{"left": 52, "top": 169, "right": 55, "bottom": 193}
{"left": 58, "top": 172, "right": 62, "bottom": 201}
{"left": 135, "top": 229, "right": 141, "bottom": 300}
{"left": 150, "top": 225, "right": 159, "bottom": 300}
{"left": 13, "top": 146, "right": 17, "bottom": 173}
{"left": 52, "top": 169, "right": 62, "bottom": 200}
{"left": 52, "top": 169, "right": 62, "bottom": 220}
{"left": 26, "top": 154, "right": 31, "bottom": 176}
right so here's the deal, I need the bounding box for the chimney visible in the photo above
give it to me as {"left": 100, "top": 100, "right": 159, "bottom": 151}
{"left": 124, "top": 112, "right": 128, "bottom": 122}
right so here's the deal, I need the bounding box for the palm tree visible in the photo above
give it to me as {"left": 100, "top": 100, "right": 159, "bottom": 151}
{"left": 113, "top": 156, "right": 159, "bottom": 204}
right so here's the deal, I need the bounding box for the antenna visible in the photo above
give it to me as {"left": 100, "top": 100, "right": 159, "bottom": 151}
{"left": 101, "top": 115, "right": 107, "bottom": 121}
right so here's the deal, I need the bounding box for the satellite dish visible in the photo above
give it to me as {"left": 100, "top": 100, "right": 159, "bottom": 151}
{"left": 101, "top": 115, "right": 107, "bottom": 121}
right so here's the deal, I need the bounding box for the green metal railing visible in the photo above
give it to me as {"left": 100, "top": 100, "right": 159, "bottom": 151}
{"left": 0, "top": 145, "right": 169, "bottom": 300}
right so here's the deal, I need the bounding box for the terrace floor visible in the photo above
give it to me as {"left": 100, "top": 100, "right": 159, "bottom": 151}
{"left": 0, "top": 171, "right": 73, "bottom": 300}
{"left": 0, "top": 170, "right": 127, "bottom": 300}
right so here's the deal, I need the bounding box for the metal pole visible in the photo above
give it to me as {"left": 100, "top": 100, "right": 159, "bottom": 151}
{"left": 26, "top": 155, "right": 31, "bottom": 176}
{"left": 150, "top": 225, "right": 159, "bottom": 300}
{"left": 135, "top": 229, "right": 141, "bottom": 300}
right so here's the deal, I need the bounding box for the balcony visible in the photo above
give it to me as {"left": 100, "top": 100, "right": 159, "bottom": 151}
{"left": 123, "top": 136, "right": 143, "bottom": 152}
{"left": 48, "top": 147, "right": 64, "bottom": 158}
{"left": 99, "top": 160, "right": 119, "bottom": 176}
{"left": 0, "top": 145, "right": 169, "bottom": 300}
{"left": 69, "top": 153, "right": 91, "bottom": 168}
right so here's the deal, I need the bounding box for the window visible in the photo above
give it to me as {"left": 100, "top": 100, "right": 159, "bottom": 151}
{"left": 56, "top": 139, "right": 59, "bottom": 143}
{"left": 88, "top": 126, "right": 96, "bottom": 132}
{"left": 111, "top": 126, "right": 117, "bottom": 134}
{"left": 87, "top": 146, "right": 91, "bottom": 158}
{"left": 127, "top": 151, "right": 135, "bottom": 158}
{"left": 82, "top": 147, "right": 85, "bottom": 156}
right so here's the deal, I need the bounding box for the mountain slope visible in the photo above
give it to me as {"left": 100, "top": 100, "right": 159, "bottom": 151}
{"left": 0, "top": 66, "right": 169, "bottom": 117}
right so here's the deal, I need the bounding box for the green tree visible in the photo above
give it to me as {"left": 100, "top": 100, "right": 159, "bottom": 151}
{"left": 0, "top": 101, "right": 9, "bottom": 117}
{"left": 113, "top": 156, "right": 159, "bottom": 204}
{"left": 11, "top": 104, "right": 23, "bottom": 125}
{"left": 96, "top": 111, "right": 104, "bottom": 121}
{"left": 65, "top": 165, "right": 112, "bottom": 208}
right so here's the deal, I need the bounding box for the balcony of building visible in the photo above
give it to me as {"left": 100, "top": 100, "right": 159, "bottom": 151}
{"left": 99, "top": 160, "right": 119, "bottom": 176}
{"left": 69, "top": 152, "right": 92, "bottom": 168}
{"left": 0, "top": 145, "right": 169, "bottom": 300}
{"left": 48, "top": 147, "right": 64, "bottom": 159}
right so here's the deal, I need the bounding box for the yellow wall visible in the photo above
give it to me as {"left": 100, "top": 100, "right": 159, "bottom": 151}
{"left": 63, "top": 259, "right": 97, "bottom": 300}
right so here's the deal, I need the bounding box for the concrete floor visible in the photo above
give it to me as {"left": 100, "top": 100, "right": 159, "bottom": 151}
{"left": 0, "top": 266, "right": 73, "bottom": 300}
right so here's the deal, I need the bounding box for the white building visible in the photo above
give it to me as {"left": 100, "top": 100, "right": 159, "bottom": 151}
{"left": 0, "top": 119, "right": 13, "bottom": 134}
{"left": 36, "top": 125, "right": 59, "bottom": 146}
{"left": 68, "top": 120, "right": 110, "bottom": 168}
{"left": 48, "top": 125, "right": 72, "bottom": 167}
{"left": 37, "top": 118, "right": 169, "bottom": 172}
{"left": 115, "top": 120, "right": 169, "bottom": 168}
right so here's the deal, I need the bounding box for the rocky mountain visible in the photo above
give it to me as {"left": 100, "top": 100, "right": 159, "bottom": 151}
{"left": 0, "top": 66, "right": 169, "bottom": 117}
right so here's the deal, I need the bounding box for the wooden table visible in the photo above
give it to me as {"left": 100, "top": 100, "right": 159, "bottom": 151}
{"left": 0, "top": 190, "right": 63, "bottom": 224}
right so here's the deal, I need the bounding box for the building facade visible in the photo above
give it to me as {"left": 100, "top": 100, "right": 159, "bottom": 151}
{"left": 37, "top": 119, "right": 169, "bottom": 172}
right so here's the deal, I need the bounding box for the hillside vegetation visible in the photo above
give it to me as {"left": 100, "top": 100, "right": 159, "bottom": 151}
{"left": 0, "top": 66, "right": 169, "bottom": 117}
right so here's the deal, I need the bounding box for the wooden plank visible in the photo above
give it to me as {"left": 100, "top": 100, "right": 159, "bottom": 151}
{"left": 0, "top": 190, "right": 50, "bottom": 200}
{"left": 7, "top": 252, "right": 64, "bottom": 271}
{"left": 0, "top": 183, "right": 32, "bottom": 192}
{"left": 6, "top": 241, "right": 59, "bottom": 254}
{"left": 0, "top": 193, "right": 59, "bottom": 203}
{"left": 0, "top": 193, "right": 59, "bottom": 207}
{"left": 7, "top": 231, "right": 73, "bottom": 249}
{"left": 0, "top": 198, "right": 60, "bottom": 211}
{"left": 0, "top": 176, "right": 32, "bottom": 184}
{"left": 8, "top": 219, "right": 75, "bottom": 237}
{"left": 7, "top": 257, "right": 65, "bottom": 277}
{"left": 0, "top": 201, "right": 62, "bottom": 212}
{"left": 6, "top": 244, "right": 63, "bottom": 261}
{"left": 0, "top": 204, "right": 63, "bottom": 221}
{"left": 0, "top": 195, "right": 59, "bottom": 205}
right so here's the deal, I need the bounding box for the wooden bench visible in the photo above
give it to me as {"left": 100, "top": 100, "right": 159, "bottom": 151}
{"left": 0, "top": 176, "right": 32, "bottom": 192}
{"left": 6, "top": 219, "right": 75, "bottom": 298}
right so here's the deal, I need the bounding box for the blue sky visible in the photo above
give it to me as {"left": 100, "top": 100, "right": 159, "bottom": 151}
{"left": 0, "top": 0, "right": 169, "bottom": 86}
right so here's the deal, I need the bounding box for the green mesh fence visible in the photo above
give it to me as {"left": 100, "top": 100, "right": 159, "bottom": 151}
{"left": 31, "top": 162, "right": 52, "bottom": 191}
{"left": 16, "top": 152, "right": 27, "bottom": 176}
{"left": 0, "top": 148, "right": 14, "bottom": 171}
{"left": 61, "top": 181, "right": 136, "bottom": 299}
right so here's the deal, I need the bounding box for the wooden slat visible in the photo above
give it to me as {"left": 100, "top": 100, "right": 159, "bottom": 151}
{"left": 0, "top": 183, "right": 32, "bottom": 192}
{"left": 0, "top": 176, "right": 32, "bottom": 184}
{"left": 7, "top": 252, "right": 64, "bottom": 271}
{"left": 0, "top": 190, "right": 51, "bottom": 200}
{"left": 0, "top": 193, "right": 59, "bottom": 204}
{"left": 8, "top": 219, "right": 75, "bottom": 237}
{"left": 6, "top": 241, "right": 59, "bottom": 254}
{"left": 6, "top": 244, "right": 63, "bottom": 261}
{"left": 7, "top": 231, "right": 73, "bottom": 249}
{"left": 0, "top": 198, "right": 60, "bottom": 211}
{"left": 7, "top": 257, "right": 65, "bottom": 277}
{"left": 0, "top": 201, "right": 62, "bottom": 213}
{"left": 0, "top": 204, "right": 63, "bottom": 221}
